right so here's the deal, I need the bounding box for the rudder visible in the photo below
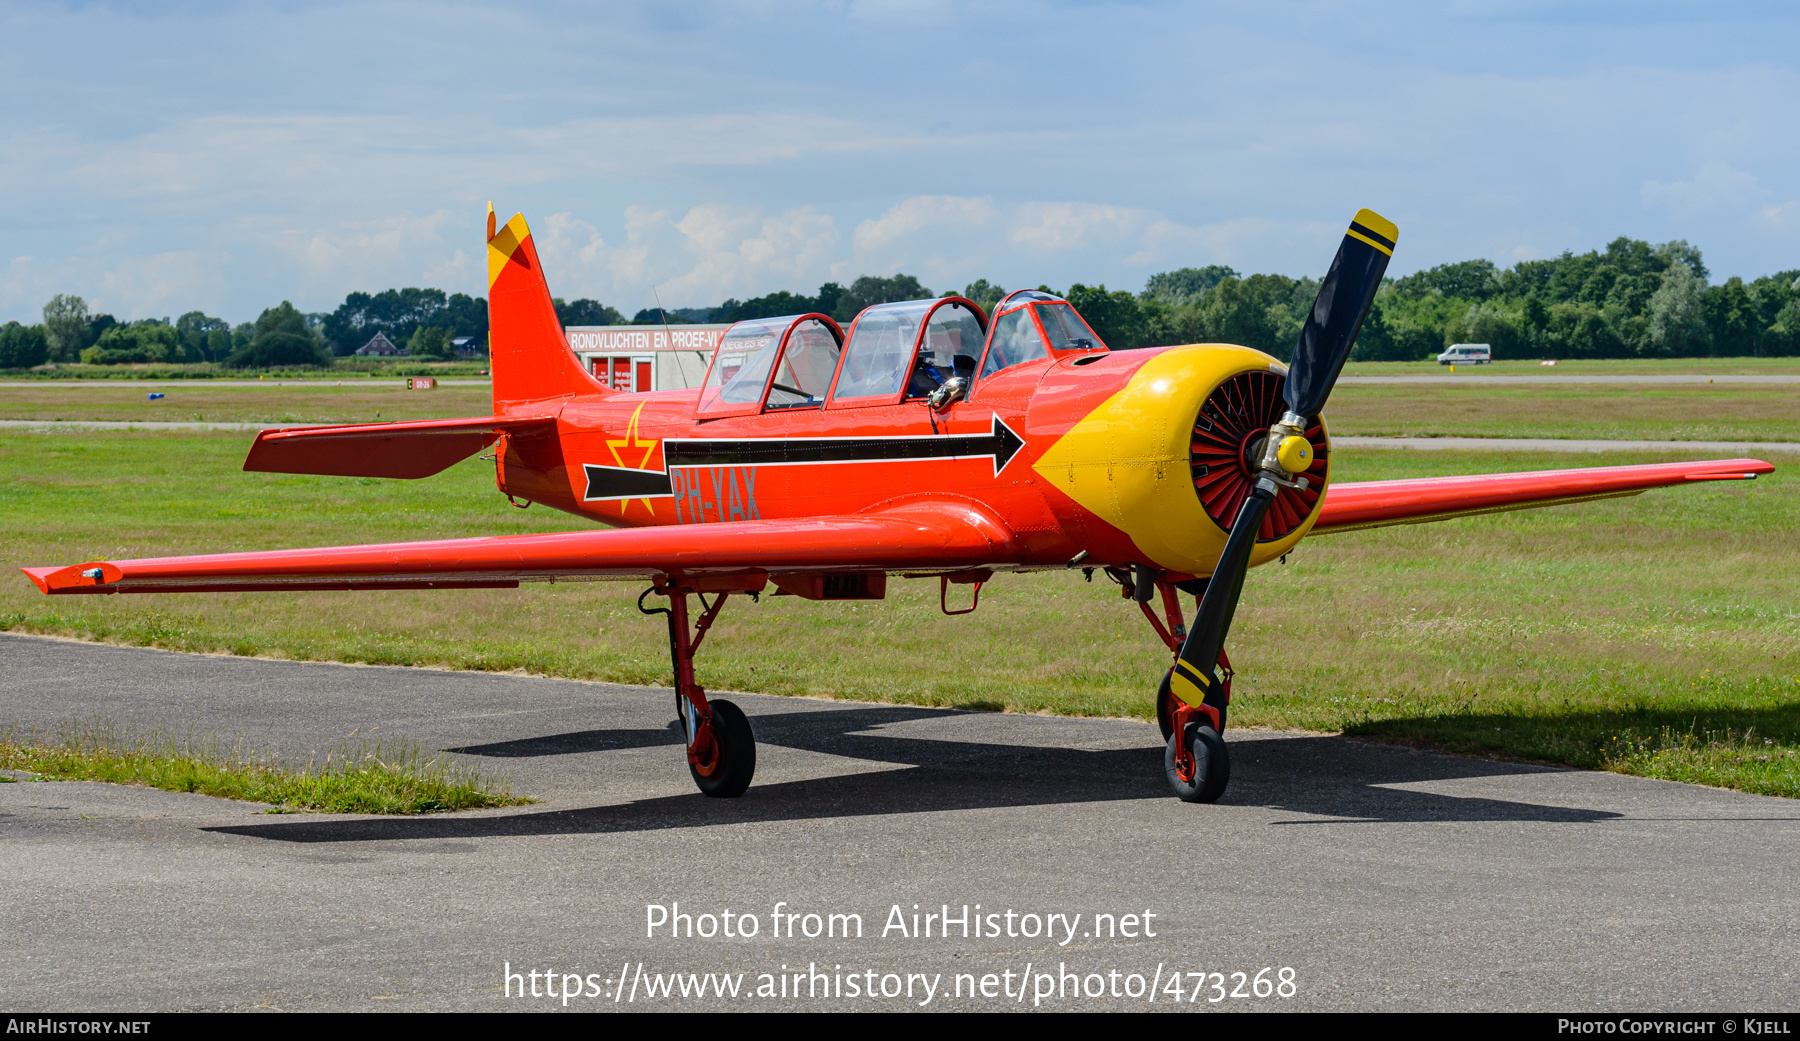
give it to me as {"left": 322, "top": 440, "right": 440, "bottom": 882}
{"left": 486, "top": 204, "right": 609, "bottom": 413}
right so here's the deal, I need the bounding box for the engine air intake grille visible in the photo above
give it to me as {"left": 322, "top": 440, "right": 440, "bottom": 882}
{"left": 1190, "top": 370, "right": 1329, "bottom": 542}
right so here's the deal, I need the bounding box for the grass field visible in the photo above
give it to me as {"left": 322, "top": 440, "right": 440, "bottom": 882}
{"left": 0, "top": 383, "right": 492, "bottom": 425}
{"left": 4, "top": 361, "right": 1798, "bottom": 443}
{"left": 1, "top": 428, "right": 1793, "bottom": 798}
{"left": 1, "top": 359, "right": 492, "bottom": 380}
{"left": 1324, "top": 383, "right": 1800, "bottom": 442}
{"left": 0, "top": 718, "right": 527, "bottom": 813}
{"left": 1342, "top": 356, "right": 1800, "bottom": 376}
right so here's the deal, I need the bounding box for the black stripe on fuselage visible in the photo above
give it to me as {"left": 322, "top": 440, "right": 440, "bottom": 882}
{"left": 579, "top": 415, "right": 1026, "bottom": 501}
{"left": 665, "top": 415, "right": 1024, "bottom": 475}
{"left": 583, "top": 464, "right": 675, "bottom": 501}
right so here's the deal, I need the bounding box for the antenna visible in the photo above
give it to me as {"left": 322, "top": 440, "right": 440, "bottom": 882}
{"left": 653, "top": 284, "right": 706, "bottom": 382}
{"left": 652, "top": 284, "right": 675, "bottom": 345}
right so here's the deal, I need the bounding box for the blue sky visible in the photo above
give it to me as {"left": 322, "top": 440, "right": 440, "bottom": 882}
{"left": 1, "top": 0, "right": 1796, "bottom": 324}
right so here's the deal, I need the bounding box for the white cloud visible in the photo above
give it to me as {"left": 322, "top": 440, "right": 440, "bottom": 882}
{"left": 98, "top": 251, "right": 227, "bottom": 319}
{"left": 1, "top": 256, "right": 47, "bottom": 315}
{"left": 1760, "top": 201, "right": 1800, "bottom": 233}
{"left": 847, "top": 196, "right": 1335, "bottom": 294}
{"left": 528, "top": 205, "right": 841, "bottom": 309}
{"left": 1642, "top": 163, "right": 1800, "bottom": 247}
{"left": 1009, "top": 202, "right": 1151, "bottom": 253}
{"left": 853, "top": 196, "right": 997, "bottom": 254}
{"left": 1642, "top": 163, "right": 1767, "bottom": 220}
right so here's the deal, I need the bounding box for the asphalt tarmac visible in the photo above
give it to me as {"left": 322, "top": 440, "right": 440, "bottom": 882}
{"left": 2, "top": 633, "right": 1796, "bottom": 1012}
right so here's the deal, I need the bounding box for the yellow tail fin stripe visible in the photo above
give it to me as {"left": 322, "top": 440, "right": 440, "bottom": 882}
{"left": 486, "top": 212, "right": 532, "bottom": 288}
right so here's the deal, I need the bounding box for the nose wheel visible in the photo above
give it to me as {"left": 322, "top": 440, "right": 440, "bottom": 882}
{"left": 1156, "top": 653, "right": 1233, "bottom": 803}
{"left": 1165, "top": 720, "right": 1230, "bottom": 803}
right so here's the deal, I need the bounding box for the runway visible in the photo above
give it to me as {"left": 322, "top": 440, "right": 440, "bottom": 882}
{"left": 2, "top": 633, "right": 1796, "bottom": 1011}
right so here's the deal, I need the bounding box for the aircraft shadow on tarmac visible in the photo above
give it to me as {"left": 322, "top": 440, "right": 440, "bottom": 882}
{"left": 207, "top": 704, "right": 1622, "bottom": 844}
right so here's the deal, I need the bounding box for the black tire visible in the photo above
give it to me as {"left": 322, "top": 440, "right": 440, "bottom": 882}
{"left": 1157, "top": 670, "right": 1226, "bottom": 742}
{"left": 1156, "top": 669, "right": 1175, "bottom": 741}
{"left": 1164, "top": 723, "right": 1230, "bottom": 803}
{"left": 690, "top": 699, "right": 756, "bottom": 798}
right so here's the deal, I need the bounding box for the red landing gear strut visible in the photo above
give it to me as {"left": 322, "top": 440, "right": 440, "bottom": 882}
{"left": 1108, "top": 568, "right": 1234, "bottom": 776}
{"left": 639, "top": 579, "right": 757, "bottom": 798}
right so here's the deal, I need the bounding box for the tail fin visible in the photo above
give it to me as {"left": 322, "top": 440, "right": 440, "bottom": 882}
{"left": 486, "top": 204, "right": 608, "bottom": 413}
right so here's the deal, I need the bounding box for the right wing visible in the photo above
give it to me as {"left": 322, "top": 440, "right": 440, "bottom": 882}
{"left": 1312, "top": 457, "right": 1774, "bottom": 534}
{"left": 21, "top": 500, "right": 1017, "bottom": 595}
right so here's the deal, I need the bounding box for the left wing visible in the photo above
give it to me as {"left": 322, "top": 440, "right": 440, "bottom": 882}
{"left": 1312, "top": 457, "right": 1774, "bottom": 535}
{"left": 21, "top": 500, "right": 1017, "bottom": 595}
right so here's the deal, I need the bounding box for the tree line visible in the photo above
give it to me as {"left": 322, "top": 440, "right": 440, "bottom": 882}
{"left": 1056, "top": 238, "right": 1799, "bottom": 361}
{"left": 555, "top": 237, "right": 1799, "bottom": 362}
{"left": 5, "top": 236, "right": 1794, "bottom": 370}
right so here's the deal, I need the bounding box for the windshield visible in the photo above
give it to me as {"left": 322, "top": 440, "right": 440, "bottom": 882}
{"left": 698, "top": 319, "right": 785, "bottom": 411}
{"left": 1035, "top": 302, "right": 1105, "bottom": 351}
{"left": 981, "top": 306, "right": 1050, "bottom": 378}
{"left": 832, "top": 300, "right": 934, "bottom": 401}
{"left": 766, "top": 318, "right": 841, "bottom": 409}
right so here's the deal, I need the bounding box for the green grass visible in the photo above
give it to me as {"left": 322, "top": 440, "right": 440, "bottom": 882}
{"left": 1327, "top": 382, "right": 1800, "bottom": 442}
{"left": 1341, "top": 356, "right": 1800, "bottom": 376}
{"left": 0, "top": 383, "right": 494, "bottom": 424}
{"left": 1, "top": 430, "right": 1795, "bottom": 798}
{"left": 0, "top": 718, "right": 529, "bottom": 813}
{"left": 2, "top": 359, "right": 492, "bottom": 380}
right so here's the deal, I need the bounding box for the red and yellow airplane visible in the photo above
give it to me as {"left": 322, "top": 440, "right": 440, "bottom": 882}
{"left": 22, "top": 206, "right": 1775, "bottom": 803}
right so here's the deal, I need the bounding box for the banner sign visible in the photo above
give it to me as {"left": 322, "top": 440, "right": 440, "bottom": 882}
{"left": 567, "top": 326, "right": 729, "bottom": 354}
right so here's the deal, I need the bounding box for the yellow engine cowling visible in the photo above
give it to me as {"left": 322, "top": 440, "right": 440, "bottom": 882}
{"left": 1030, "top": 344, "right": 1330, "bottom": 577}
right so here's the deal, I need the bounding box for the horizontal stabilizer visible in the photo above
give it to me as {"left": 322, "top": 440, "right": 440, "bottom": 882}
{"left": 21, "top": 500, "right": 1018, "bottom": 595}
{"left": 243, "top": 415, "right": 557, "bottom": 479}
{"left": 1313, "top": 457, "right": 1774, "bottom": 534}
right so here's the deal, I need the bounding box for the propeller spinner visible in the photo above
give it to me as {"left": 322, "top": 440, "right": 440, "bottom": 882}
{"left": 1164, "top": 208, "right": 1397, "bottom": 801}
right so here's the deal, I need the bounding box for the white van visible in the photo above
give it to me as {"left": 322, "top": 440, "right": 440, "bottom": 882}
{"left": 1438, "top": 343, "right": 1491, "bottom": 365}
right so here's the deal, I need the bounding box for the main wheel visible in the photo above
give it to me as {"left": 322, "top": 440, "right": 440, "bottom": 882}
{"left": 690, "top": 699, "right": 756, "bottom": 798}
{"left": 1164, "top": 723, "right": 1230, "bottom": 803}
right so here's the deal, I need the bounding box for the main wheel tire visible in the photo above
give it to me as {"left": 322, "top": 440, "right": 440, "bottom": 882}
{"left": 1164, "top": 723, "right": 1230, "bottom": 803}
{"left": 690, "top": 699, "right": 756, "bottom": 798}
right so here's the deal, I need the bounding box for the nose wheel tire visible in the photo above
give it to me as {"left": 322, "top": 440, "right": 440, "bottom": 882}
{"left": 690, "top": 699, "right": 756, "bottom": 798}
{"left": 1165, "top": 723, "right": 1230, "bottom": 803}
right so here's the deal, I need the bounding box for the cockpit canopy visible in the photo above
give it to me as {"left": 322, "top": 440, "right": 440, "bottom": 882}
{"left": 695, "top": 289, "right": 1106, "bottom": 417}
{"left": 696, "top": 313, "right": 844, "bottom": 418}
{"left": 982, "top": 290, "right": 1106, "bottom": 378}
{"left": 832, "top": 298, "right": 987, "bottom": 404}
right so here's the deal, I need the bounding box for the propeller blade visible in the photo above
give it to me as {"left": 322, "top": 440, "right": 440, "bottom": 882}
{"left": 1283, "top": 208, "right": 1397, "bottom": 419}
{"left": 1168, "top": 208, "right": 1398, "bottom": 717}
{"left": 1169, "top": 483, "right": 1276, "bottom": 712}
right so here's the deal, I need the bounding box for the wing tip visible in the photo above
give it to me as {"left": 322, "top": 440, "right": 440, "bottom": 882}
{"left": 20, "top": 562, "right": 117, "bottom": 594}
{"left": 1689, "top": 458, "right": 1775, "bottom": 480}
